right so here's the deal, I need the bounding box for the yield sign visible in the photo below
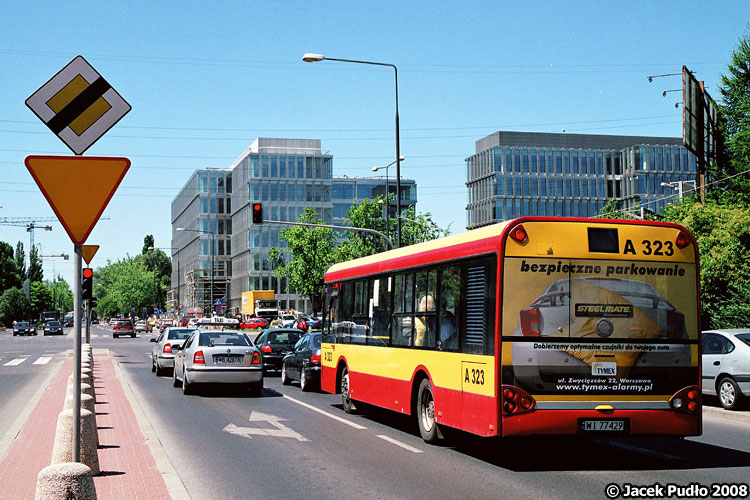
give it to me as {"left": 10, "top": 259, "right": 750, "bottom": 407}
{"left": 82, "top": 245, "right": 100, "bottom": 265}
{"left": 25, "top": 156, "right": 130, "bottom": 245}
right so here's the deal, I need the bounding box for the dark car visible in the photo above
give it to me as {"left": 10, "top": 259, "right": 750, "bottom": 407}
{"left": 13, "top": 321, "right": 37, "bottom": 336}
{"left": 281, "top": 332, "right": 322, "bottom": 391}
{"left": 113, "top": 319, "right": 135, "bottom": 338}
{"left": 253, "top": 328, "right": 303, "bottom": 372}
{"left": 43, "top": 320, "right": 64, "bottom": 335}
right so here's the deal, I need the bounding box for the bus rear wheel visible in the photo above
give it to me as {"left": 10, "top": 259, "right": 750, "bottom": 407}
{"left": 417, "top": 378, "right": 443, "bottom": 443}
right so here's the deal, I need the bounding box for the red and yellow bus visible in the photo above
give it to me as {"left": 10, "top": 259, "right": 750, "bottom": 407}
{"left": 321, "top": 217, "right": 701, "bottom": 442}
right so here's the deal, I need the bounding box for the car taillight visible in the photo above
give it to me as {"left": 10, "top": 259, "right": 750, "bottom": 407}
{"left": 520, "top": 307, "right": 541, "bottom": 336}
{"left": 311, "top": 354, "right": 321, "bottom": 364}
{"left": 260, "top": 345, "right": 272, "bottom": 353}
{"left": 501, "top": 385, "right": 535, "bottom": 415}
{"left": 670, "top": 386, "right": 700, "bottom": 414}
{"left": 251, "top": 351, "right": 262, "bottom": 365}
{"left": 194, "top": 350, "right": 205, "bottom": 364}
{"left": 666, "top": 310, "right": 685, "bottom": 340}
{"left": 163, "top": 343, "right": 172, "bottom": 354}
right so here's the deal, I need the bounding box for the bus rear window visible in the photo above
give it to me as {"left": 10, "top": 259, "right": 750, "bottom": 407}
{"left": 587, "top": 227, "right": 619, "bottom": 253}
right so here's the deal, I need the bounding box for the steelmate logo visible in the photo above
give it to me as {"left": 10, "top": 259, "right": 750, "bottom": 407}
{"left": 592, "top": 362, "right": 617, "bottom": 376}
{"left": 575, "top": 303, "right": 634, "bottom": 318}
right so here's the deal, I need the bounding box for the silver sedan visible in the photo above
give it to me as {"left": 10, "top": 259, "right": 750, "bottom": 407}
{"left": 173, "top": 329, "right": 263, "bottom": 396}
{"left": 151, "top": 327, "right": 196, "bottom": 376}
{"left": 702, "top": 329, "right": 750, "bottom": 410}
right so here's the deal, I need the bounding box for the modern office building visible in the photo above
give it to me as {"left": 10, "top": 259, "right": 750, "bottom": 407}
{"left": 465, "top": 131, "right": 697, "bottom": 228}
{"left": 171, "top": 138, "right": 419, "bottom": 316}
{"left": 169, "top": 168, "right": 233, "bottom": 315}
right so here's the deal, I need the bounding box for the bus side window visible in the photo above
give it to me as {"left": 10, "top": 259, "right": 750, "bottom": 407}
{"left": 415, "top": 269, "right": 437, "bottom": 348}
{"left": 391, "top": 273, "right": 412, "bottom": 346}
{"left": 371, "top": 276, "right": 391, "bottom": 346}
{"left": 438, "top": 265, "right": 461, "bottom": 351}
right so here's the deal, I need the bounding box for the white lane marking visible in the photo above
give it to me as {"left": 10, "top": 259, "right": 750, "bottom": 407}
{"left": 33, "top": 356, "right": 53, "bottom": 365}
{"left": 4, "top": 358, "right": 27, "bottom": 366}
{"left": 282, "top": 394, "right": 367, "bottom": 430}
{"left": 376, "top": 434, "right": 424, "bottom": 454}
{"left": 223, "top": 411, "right": 308, "bottom": 442}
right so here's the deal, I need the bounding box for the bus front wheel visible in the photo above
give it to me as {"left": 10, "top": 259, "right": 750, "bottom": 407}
{"left": 417, "top": 378, "right": 443, "bottom": 443}
{"left": 341, "top": 366, "right": 356, "bottom": 414}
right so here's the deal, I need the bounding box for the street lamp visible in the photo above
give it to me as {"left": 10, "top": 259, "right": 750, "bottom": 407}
{"left": 303, "top": 52, "right": 403, "bottom": 247}
{"left": 176, "top": 227, "right": 215, "bottom": 316}
{"left": 372, "top": 156, "right": 404, "bottom": 238}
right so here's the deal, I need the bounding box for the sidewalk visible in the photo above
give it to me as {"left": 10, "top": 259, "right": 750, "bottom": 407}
{"left": 0, "top": 350, "right": 176, "bottom": 500}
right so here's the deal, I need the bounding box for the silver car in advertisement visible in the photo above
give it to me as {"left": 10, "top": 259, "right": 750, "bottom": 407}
{"left": 702, "top": 329, "right": 750, "bottom": 410}
{"left": 173, "top": 329, "right": 263, "bottom": 396}
{"left": 151, "top": 327, "right": 196, "bottom": 376}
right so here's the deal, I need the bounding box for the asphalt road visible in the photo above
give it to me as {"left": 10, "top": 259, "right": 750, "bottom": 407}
{"left": 3, "top": 324, "right": 750, "bottom": 500}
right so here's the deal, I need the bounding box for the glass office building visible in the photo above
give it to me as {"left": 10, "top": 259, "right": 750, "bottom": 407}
{"left": 332, "top": 176, "right": 417, "bottom": 226}
{"left": 466, "top": 131, "right": 696, "bottom": 228}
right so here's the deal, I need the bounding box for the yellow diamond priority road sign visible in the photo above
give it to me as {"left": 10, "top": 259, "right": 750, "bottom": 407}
{"left": 26, "top": 55, "right": 131, "bottom": 155}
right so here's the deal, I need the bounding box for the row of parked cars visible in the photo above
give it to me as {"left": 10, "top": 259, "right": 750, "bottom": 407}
{"left": 149, "top": 319, "right": 323, "bottom": 396}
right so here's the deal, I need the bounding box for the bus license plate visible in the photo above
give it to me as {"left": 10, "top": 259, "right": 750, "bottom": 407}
{"left": 580, "top": 420, "right": 626, "bottom": 433}
{"left": 214, "top": 356, "right": 242, "bottom": 364}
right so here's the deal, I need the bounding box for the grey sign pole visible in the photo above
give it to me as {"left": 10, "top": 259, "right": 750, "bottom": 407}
{"left": 72, "top": 244, "right": 82, "bottom": 462}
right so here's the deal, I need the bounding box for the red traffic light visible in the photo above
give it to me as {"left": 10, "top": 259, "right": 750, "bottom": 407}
{"left": 83, "top": 268, "right": 93, "bottom": 279}
{"left": 252, "top": 203, "right": 263, "bottom": 224}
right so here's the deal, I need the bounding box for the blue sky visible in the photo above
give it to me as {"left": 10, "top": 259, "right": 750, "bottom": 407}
{"left": 1, "top": 1, "right": 747, "bottom": 286}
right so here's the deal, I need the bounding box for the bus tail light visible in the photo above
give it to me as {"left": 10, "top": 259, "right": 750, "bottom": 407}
{"left": 163, "top": 343, "right": 172, "bottom": 354}
{"left": 501, "top": 385, "right": 535, "bottom": 415}
{"left": 509, "top": 224, "right": 528, "bottom": 244}
{"left": 251, "top": 351, "right": 262, "bottom": 365}
{"left": 311, "top": 354, "right": 321, "bottom": 364}
{"left": 520, "top": 307, "right": 542, "bottom": 336}
{"left": 675, "top": 230, "right": 691, "bottom": 249}
{"left": 669, "top": 386, "right": 700, "bottom": 414}
{"left": 666, "top": 310, "right": 685, "bottom": 340}
{"left": 193, "top": 350, "right": 205, "bottom": 364}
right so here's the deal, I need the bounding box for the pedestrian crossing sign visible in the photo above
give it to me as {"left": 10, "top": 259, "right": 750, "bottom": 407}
{"left": 25, "top": 55, "right": 131, "bottom": 155}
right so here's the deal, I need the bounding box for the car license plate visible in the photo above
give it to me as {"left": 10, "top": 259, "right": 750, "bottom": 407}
{"left": 580, "top": 419, "right": 626, "bottom": 432}
{"left": 214, "top": 355, "right": 242, "bottom": 364}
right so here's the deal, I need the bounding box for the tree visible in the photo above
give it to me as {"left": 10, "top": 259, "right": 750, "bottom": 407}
{"left": 268, "top": 208, "right": 336, "bottom": 314}
{"left": 398, "top": 206, "right": 451, "bottom": 246}
{"left": 29, "top": 281, "right": 53, "bottom": 321}
{"left": 142, "top": 234, "right": 155, "bottom": 255}
{"left": 334, "top": 198, "right": 390, "bottom": 262}
{"left": 0, "top": 242, "right": 22, "bottom": 294}
{"left": 0, "top": 288, "right": 30, "bottom": 326}
{"left": 28, "top": 245, "right": 43, "bottom": 283}
{"left": 662, "top": 198, "right": 750, "bottom": 329}
{"left": 14, "top": 242, "right": 26, "bottom": 283}
{"left": 91, "top": 257, "right": 157, "bottom": 318}
{"left": 46, "top": 277, "right": 73, "bottom": 313}
{"left": 715, "top": 25, "right": 750, "bottom": 202}
{"left": 138, "top": 237, "right": 172, "bottom": 311}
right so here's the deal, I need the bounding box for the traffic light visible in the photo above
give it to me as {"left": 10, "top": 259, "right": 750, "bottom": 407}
{"left": 82, "top": 268, "right": 93, "bottom": 300}
{"left": 252, "top": 203, "right": 263, "bottom": 224}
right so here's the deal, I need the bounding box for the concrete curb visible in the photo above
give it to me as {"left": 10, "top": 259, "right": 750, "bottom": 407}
{"left": 107, "top": 349, "right": 191, "bottom": 500}
{"left": 703, "top": 404, "right": 750, "bottom": 425}
{"left": 36, "top": 462, "right": 96, "bottom": 500}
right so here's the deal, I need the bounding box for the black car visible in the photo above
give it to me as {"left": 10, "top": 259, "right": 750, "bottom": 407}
{"left": 281, "top": 332, "right": 322, "bottom": 391}
{"left": 254, "top": 328, "right": 304, "bottom": 372}
{"left": 43, "top": 320, "right": 64, "bottom": 335}
{"left": 13, "top": 322, "right": 37, "bottom": 336}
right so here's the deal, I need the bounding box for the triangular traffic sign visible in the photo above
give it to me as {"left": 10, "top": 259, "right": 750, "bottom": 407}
{"left": 25, "top": 156, "right": 130, "bottom": 245}
{"left": 82, "top": 245, "right": 100, "bottom": 265}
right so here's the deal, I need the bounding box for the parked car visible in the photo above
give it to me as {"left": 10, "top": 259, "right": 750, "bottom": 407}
{"left": 13, "top": 321, "right": 37, "bottom": 336}
{"left": 151, "top": 327, "right": 197, "bottom": 375}
{"left": 134, "top": 320, "right": 152, "bottom": 334}
{"left": 702, "top": 329, "right": 750, "bottom": 410}
{"left": 240, "top": 317, "right": 267, "bottom": 330}
{"left": 113, "top": 319, "right": 135, "bottom": 338}
{"left": 63, "top": 316, "right": 74, "bottom": 327}
{"left": 172, "top": 328, "right": 263, "bottom": 395}
{"left": 254, "top": 328, "right": 304, "bottom": 372}
{"left": 43, "top": 320, "right": 64, "bottom": 335}
{"left": 281, "top": 332, "right": 322, "bottom": 391}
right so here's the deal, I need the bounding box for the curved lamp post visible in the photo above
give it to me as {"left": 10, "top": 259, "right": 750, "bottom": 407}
{"left": 303, "top": 53, "right": 403, "bottom": 247}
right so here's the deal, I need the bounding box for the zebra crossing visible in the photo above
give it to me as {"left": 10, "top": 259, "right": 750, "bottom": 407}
{"left": 1, "top": 355, "right": 55, "bottom": 367}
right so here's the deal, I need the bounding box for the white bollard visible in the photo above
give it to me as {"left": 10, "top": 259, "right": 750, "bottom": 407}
{"left": 50, "top": 408, "right": 100, "bottom": 475}
{"left": 35, "top": 462, "right": 96, "bottom": 500}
